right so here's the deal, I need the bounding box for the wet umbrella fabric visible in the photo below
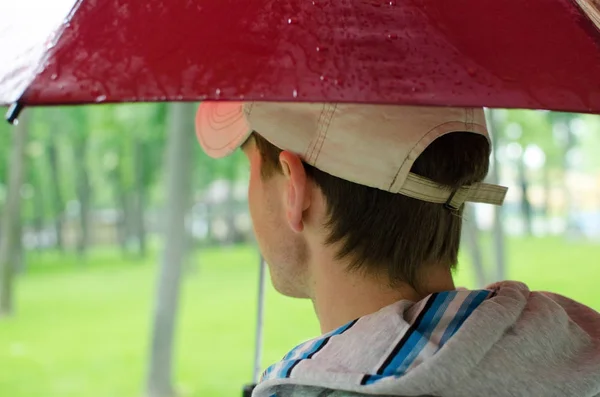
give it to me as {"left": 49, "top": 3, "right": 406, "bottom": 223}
{"left": 1, "top": 0, "right": 600, "bottom": 115}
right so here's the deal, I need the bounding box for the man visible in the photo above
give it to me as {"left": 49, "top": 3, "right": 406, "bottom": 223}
{"left": 196, "top": 102, "right": 600, "bottom": 397}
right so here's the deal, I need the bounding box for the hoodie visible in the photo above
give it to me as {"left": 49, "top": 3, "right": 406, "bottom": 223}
{"left": 253, "top": 281, "right": 600, "bottom": 397}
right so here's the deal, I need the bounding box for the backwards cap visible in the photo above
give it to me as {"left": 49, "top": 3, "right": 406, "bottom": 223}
{"left": 195, "top": 102, "right": 507, "bottom": 209}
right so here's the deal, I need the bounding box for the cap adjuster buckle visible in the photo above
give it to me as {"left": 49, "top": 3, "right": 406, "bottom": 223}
{"left": 444, "top": 187, "right": 467, "bottom": 211}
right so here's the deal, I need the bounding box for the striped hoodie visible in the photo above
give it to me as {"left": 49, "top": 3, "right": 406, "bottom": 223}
{"left": 253, "top": 281, "right": 600, "bottom": 397}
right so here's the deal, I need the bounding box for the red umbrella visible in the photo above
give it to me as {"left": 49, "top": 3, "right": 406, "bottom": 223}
{"left": 2, "top": 2, "right": 598, "bottom": 395}
{"left": 2, "top": 0, "right": 600, "bottom": 123}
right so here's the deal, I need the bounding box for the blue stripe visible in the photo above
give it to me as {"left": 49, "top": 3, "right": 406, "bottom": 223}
{"left": 262, "top": 338, "right": 318, "bottom": 381}
{"left": 439, "top": 290, "right": 490, "bottom": 347}
{"left": 273, "top": 318, "right": 358, "bottom": 380}
{"left": 282, "top": 341, "right": 310, "bottom": 361}
{"left": 364, "top": 290, "right": 491, "bottom": 385}
{"left": 367, "top": 293, "right": 448, "bottom": 383}
{"left": 393, "top": 290, "right": 457, "bottom": 375}
{"left": 277, "top": 338, "right": 323, "bottom": 378}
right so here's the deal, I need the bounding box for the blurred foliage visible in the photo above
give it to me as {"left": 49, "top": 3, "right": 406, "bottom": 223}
{"left": 0, "top": 104, "right": 599, "bottom": 251}
{"left": 0, "top": 104, "right": 254, "bottom": 256}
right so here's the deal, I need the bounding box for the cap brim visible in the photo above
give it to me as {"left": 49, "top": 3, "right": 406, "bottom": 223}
{"left": 195, "top": 101, "right": 252, "bottom": 158}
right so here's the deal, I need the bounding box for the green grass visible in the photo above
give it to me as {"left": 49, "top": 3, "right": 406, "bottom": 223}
{"left": 1, "top": 237, "right": 599, "bottom": 397}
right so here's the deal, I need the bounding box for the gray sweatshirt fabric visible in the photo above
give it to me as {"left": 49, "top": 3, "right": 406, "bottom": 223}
{"left": 253, "top": 281, "right": 600, "bottom": 397}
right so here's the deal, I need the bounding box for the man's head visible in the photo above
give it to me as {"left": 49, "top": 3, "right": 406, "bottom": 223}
{"left": 196, "top": 102, "right": 507, "bottom": 298}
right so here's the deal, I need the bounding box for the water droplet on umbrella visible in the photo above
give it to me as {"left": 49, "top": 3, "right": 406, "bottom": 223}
{"left": 292, "top": 89, "right": 298, "bottom": 98}
{"left": 50, "top": 73, "right": 58, "bottom": 80}
{"left": 388, "top": 0, "right": 396, "bottom": 5}
{"left": 316, "top": 46, "right": 328, "bottom": 52}
{"left": 386, "top": 33, "right": 398, "bottom": 41}
{"left": 95, "top": 95, "right": 107, "bottom": 102}
{"left": 320, "top": 75, "right": 326, "bottom": 81}
{"left": 215, "top": 88, "right": 221, "bottom": 97}
{"left": 287, "top": 17, "right": 298, "bottom": 24}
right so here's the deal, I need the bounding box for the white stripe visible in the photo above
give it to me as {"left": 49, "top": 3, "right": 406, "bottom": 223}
{"left": 264, "top": 337, "right": 323, "bottom": 381}
{"left": 367, "top": 298, "right": 432, "bottom": 377}
{"left": 405, "top": 291, "right": 480, "bottom": 373}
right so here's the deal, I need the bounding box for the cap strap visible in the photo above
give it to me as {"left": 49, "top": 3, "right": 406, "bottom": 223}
{"left": 399, "top": 173, "right": 508, "bottom": 207}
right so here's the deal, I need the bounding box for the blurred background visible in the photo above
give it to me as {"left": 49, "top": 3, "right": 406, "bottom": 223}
{"left": 0, "top": 103, "right": 599, "bottom": 397}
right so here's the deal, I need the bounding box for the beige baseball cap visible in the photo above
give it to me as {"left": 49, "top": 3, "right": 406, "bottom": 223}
{"left": 195, "top": 102, "right": 507, "bottom": 209}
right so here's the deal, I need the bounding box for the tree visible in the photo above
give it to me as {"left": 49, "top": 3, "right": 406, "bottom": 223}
{"left": 0, "top": 112, "right": 30, "bottom": 316}
{"left": 29, "top": 146, "right": 46, "bottom": 253}
{"left": 46, "top": 133, "right": 65, "bottom": 251}
{"left": 131, "top": 103, "right": 168, "bottom": 257}
{"left": 55, "top": 106, "right": 94, "bottom": 257}
{"left": 24, "top": 107, "right": 69, "bottom": 253}
{"left": 546, "top": 112, "right": 580, "bottom": 225}
{"left": 461, "top": 204, "right": 488, "bottom": 287}
{"left": 577, "top": 114, "right": 600, "bottom": 172}
{"left": 73, "top": 126, "right": 92, "bottom": 257}
{"left": 495, "top": 109, "right": 561, "bottom": 234}
{"left": 90, "top": 103, "right": 167, "bottom": 257}
{"left": 146, "top": 103, "right": 196, "bottom": 397}
{"left": 486, "top": 109, "right": 507, "bottom": 282}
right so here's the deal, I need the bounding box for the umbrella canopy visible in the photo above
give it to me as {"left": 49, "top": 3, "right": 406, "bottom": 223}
{"left": 1, "top": 0, "right": 600, "bottom": 114}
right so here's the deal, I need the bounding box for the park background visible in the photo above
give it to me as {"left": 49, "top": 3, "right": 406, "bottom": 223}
{"left": 0, "top": 104, "right": 599, "bottom": 397}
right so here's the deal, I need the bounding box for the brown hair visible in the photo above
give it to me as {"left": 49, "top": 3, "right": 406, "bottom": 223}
{"left": 253, "top": 131, "right": 490, "bottom": 289}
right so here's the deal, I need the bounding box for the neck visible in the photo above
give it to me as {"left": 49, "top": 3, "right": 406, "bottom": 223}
{"left": 308, "top": 246, "right": 456, "bottom": 334}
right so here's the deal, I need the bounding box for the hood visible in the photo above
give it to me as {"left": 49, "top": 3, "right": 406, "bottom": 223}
{"left": 254, "top": 281, "right": 600, "bottom": 397}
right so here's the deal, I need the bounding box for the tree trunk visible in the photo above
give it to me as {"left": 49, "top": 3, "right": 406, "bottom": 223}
{"left": 33, "top": 176, "right": 45, "bottom": 253}
{"left": 73, "top": 138, "right": 91, "bottom": 257}
{"left": 461, "top": 205, "right": 487, "bottom": 287}
{"left": 542, "top": 165, "right": 552, "bottom": 234}
{"left": 486, "top": 110, "right": 507, "bottom": 282}
{"left": 110, "top": 169, "right": 129, "bottom": 255}
{"left": 560, "top": 120, "right": 576, "bottom": 225}
{"left": 14, "top": 217, "right": 25, "bottom": 274}
{"left": 225, "top": 182, "right": 238, "bottom": 245}
{"left": 517, "top": 156, "right": 533, "bottom": 236}
{"left": 0, "top": 113, "right": 30, "bottom": 317}
{"left": 542, "top": 165, "right": 551, "bottom": 217}
{"left": 134, "top": 139, "right": 147, "bottom": 258}
{"left": 47, "top": 139, "right": 64, "bottom": 252}
{"left": 146, "top": 103, "right": 195, "bottom": 397}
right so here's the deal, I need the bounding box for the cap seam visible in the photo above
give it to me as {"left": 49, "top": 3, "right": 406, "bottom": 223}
{"left": 313, "top": 104, "right": 338, "bottom": 165}
{"left": 467, "top": 108, "right": 474, "bottom": 131}
{"left": 465, "top": 108, "right": 470, "bottom": 131}
{"left": 464, "top": 108, "right": 469, "bottom": 130}
{"left": 306, "top": 104, "right": 328, "bottom": 161}
{"left": 245, "top": 102, "right": 255, "bottom": 117}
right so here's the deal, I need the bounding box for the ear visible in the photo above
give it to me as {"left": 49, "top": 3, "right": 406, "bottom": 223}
{"left": 279, "top": 151, "right": 310, "bottom": 233}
